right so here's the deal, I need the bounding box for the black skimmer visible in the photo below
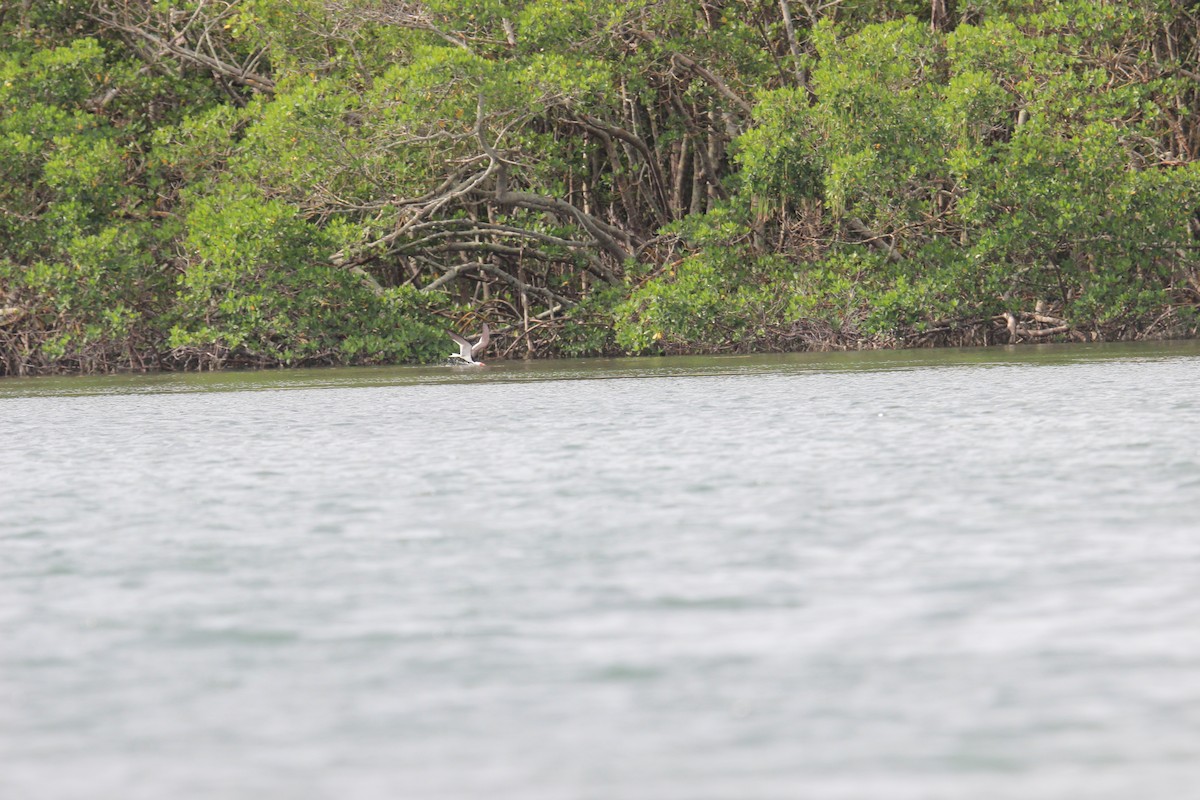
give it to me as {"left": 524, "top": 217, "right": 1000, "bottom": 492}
{"left": 447, "top": 322, "right": 489, "bottom": 365}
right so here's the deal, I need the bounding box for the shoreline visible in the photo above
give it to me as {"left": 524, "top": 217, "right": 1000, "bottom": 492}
{"left": 3, "top": 321, "right": 1196, "bottom": 380}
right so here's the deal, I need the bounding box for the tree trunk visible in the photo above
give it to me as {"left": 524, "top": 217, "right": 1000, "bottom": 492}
{"left": 778, "top": 0, "right": 807, "bottom": 87}
{"left": 931, "top": 0, "right": 949, "bottom": 31}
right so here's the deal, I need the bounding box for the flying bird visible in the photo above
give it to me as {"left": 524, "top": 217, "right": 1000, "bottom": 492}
{"left": 447, "top": 322, "right": 489, "bottom": 365}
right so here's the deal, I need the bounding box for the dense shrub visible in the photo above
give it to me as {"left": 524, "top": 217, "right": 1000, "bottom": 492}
{"left": 2, "top": 1, "right": 1197, "bottom": 373}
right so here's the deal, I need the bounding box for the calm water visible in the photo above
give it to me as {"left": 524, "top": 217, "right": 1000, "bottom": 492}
{"left": 3, "top": 343, "right": 1200, "bottom": 799}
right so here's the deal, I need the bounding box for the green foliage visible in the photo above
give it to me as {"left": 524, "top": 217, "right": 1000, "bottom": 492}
{"left": 555, "top": 284, "right": 624, "bottom": 357}
{"left": 736, "top": 87, "right": 823, "bottom": 202}
{"left": 713, "top": 7, "right": 1200, "bottom": 345}
{"left": 614, "top": 205, "right": 808, "bottom": 353}
{"left": 3, "top": 0, "right": 1198, "bottom": 374}
{"left": 810, "top": 19, "right": 945, "bottom": 224}
{"left": 172, "top": 185, "right": 443, "bottom": 365}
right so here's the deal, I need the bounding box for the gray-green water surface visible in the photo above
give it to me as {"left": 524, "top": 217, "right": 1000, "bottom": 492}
{"left": 3, "top": 342, "right": 1200, "bottom": 799}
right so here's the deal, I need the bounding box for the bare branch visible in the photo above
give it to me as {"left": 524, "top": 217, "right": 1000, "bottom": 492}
{"left": 667, "top": 50, "right": 754, "bottom": 118}
{"left": 87, "top": 9, "right": 276, "bottom": 93}
{"left": 325, "top": 0, "right": 477, "bottom": 54}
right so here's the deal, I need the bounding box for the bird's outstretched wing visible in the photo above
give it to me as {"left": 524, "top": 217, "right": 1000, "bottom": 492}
{"left": 447, "top": 331, "right": 472, "bottom": 359}
{"left": 472, "top": 323, "right": 490, "bottom": 357}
